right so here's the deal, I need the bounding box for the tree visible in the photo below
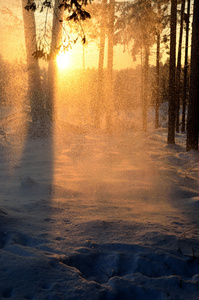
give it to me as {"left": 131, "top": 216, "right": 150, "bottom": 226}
{"left": 94, "top": 0, "right": 107, "bottom": 128}
{"left": 22, "top": 0, "right": 45, "bottom": 126}
{"left": 153, "top": 0, "right": 171, "bottom": 129}
{"left": 175, "top": 0, "right": 185, "bottom": 133}
{"left": 91, "top": 0, "right": 115, "bottom": 131}
{"left": 115, "top": 0, "right": 168, "bottom": 132}
{"left": 23, "top": 0, "right": 91, "bottom": 128}
{"left": 181, "top": 0, "right": 191, "bottom": 133}
{"left": 167, "top": 0, "right": 177, "bottom": 144}
{"left": 106, "top": 0, "right": 115, "bottom": 132}
{"left": 47, "top": 0, "right": 64, "bottom": 123}
{"left": 155, "top": 0, "right": 161, "bottom": 129}
{"left": 142, "top": 44, "right": 150, "bottom": 132}
{"left": 186, "top": 0, "right": 199, "bottom": 151}
{"left": 141, "top": 0, "right": 153, "bottom": 132}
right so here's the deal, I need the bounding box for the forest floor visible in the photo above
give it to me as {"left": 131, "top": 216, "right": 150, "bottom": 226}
{"left": 0, "top": 111, "right": 199, "bottom": 299}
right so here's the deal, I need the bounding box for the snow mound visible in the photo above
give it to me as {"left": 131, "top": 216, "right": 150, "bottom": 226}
{"left": 20, "top": 176, "right": 37, "bottom": 188}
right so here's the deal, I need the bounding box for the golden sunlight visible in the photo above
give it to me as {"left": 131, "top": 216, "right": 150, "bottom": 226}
{"left": 56, "top": 49, "right": 71, "bottom": 70}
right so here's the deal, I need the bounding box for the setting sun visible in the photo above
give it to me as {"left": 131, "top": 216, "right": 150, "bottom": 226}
{"left": 56, "top": 49, "right": 71, "bottom": 70}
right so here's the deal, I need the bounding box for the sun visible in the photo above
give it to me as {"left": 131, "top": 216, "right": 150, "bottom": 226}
{"left": 56, "top": 49, "right": 71, "bottom": 70}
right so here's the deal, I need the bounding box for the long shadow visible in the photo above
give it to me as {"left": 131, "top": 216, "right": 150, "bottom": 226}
{"left": 0, "top": 117, "right": 54, "bottom": 247}
{"left": 17, "top": 125, "right": 53, "bottom": 196}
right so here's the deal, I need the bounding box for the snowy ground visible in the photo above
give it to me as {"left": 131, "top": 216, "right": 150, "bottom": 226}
{"left": 0, "top": 114, "right": 199, "bottom": 299}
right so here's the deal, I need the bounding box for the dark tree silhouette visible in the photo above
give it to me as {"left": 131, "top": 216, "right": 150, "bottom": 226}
{"left": 175, "top": 0, "right": 185, "bottom": 133}
{"left": 186, "top": 0, "right": 199, "bottom": 151}
{"left": 155, "top": 0, "right": 161, "bottom": 129}
{"left": 167, "top": 0, "right": 177, "bottom": 144}
{"left": 181, "top": 0, "right": 191, "bottom": 133}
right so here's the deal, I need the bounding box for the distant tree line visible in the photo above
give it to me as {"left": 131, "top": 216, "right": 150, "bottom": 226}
{"left": 95, "top": 0, "right": 198, "bottom": 150}
{"left": 113, "top": 0, "right": 198, "bottom": 150}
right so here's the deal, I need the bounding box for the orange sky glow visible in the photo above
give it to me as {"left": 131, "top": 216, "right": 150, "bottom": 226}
{"left": 0, "top": 0, "right": 192, "bottom": 70}
{"left": 0, "top": 0, "right": 170, "bottom": 70}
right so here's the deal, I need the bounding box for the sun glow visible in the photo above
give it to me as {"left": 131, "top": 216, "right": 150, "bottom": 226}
{"left": 56, "top": 49, "right": 71, "bottom": 70}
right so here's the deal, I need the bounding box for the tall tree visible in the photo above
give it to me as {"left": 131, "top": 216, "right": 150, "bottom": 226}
{"left": 22, "top": 0, "right": 45, "bottom": 125}
{"left": 47, "top": 0, "right": 64, "bottom": 123}
{"left": 94, "top": 0, "right": 107, "bottom": 128}
{"left": 142, "top": 0, "right": 152, "bottom": 132}
{"left": 106, "top": 0, "right": 115, "bottom": 132}
{"left": 155, "top": 0, "right": 161, "bottom": 129}
{"left": 167, "top": 0, "right": 177, "bottom": 144}
{"left": 175, "top": 0, "right": 185, "bottom": 133}
{"left": 186, "top": 0, "right": 199, "bottom": 151}
{"left": 142, "top": 45, "right": 150, "bottom": 132}
{"left": 181, "top": 0, "right": 190, "bottom": 133}
{"left": 154, "top": 0, "right": 171, "bottom": 129}
{"left": 24, "top": 0, "right": 91, "bottom": 126}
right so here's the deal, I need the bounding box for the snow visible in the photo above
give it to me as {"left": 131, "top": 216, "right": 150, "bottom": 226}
{"left": 0, "top": 115, "right": 199, "bottom": 300}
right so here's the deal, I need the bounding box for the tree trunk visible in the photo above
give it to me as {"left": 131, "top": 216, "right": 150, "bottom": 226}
{"left": 142, "top": 0, "right": 152, "bottom": 133}
{"left": 95, "top": 0, "right": 107, "bottom": 128}
{"left": 47, "top": 0, "right": 64, "bottom": 122}
{"left": 181, "top": 0, "right": 190, "bottom": 133}
{"left": 186, "top": 0, "right": 199, "bottom": 151}
{"left": 175, "top": 0, "right": 185, "bottom": 133}
{"left": 155, "top": 1, "right": 161, "bottom": 129}
{"left": 22, "top": 0, "right": 45, "bottom": 124}
{"left": 106, "top": 0, "right": 115, "bottom": 132}
{"left": 167, "top": 0, "right": 177, "bottom": 144}
{"left": 142, "top": 45, "right": 149, "bottom": 132}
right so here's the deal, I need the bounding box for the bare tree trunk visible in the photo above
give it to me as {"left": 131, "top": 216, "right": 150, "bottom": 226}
{"left": 22, "top": 0, "right": 45, "bottom": 125}
{"left": 175, "top": 0, "right": 185, "bottom": 133}
{"left": 181, "top": 0, "right": 190, "bottom": 133}
{"left": 106, "top": 0, "right": 115, "bottom": 132}
{"left": 142, "top": 45, "right": 149, "bottom": 132}
{"left": 155, "top": 1, "right": 161, "bottom": 129}
{"left": 95, "top": 0, "right": 107, "bottom": 128}
{"left": 167, "top": 0, "right": 177, "bottom": 144}
{"left": 47, "top": 0, "right": 64, "bottom": 122}
{"left": 186, "top": 0, "right": 199, "bottom": 151}
{"left": 142, "top": 0, "right": 152, "bottom": 132}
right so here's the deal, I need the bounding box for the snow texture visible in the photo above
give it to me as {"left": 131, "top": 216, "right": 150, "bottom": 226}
{"left": 0, "top": 116, "right": 199, "bottom": 300}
